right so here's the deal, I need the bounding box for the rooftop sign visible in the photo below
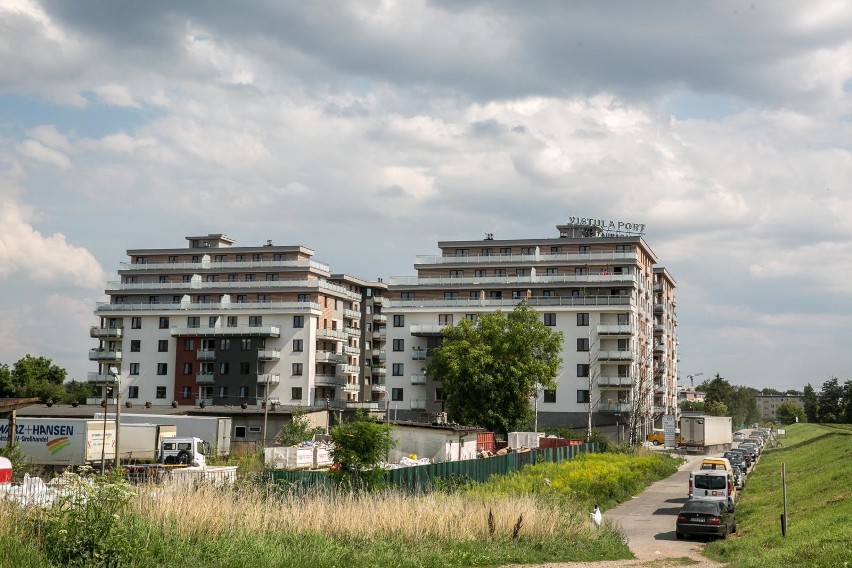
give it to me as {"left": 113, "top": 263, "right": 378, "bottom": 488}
{"left": 567, "top": 216, "right": 646, "bottom": 236}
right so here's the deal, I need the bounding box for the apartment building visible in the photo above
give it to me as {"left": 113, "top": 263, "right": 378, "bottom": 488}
{"left": 755, "top": 394, "right": 803, "bottom": 421}
{"left": 88, "top": 234, "right": 387, "bottom": 409}
{"left": 383, "top": 221, "right": 678, "bottom": 432}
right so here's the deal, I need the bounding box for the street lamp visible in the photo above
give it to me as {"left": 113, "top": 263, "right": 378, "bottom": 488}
{"left": 109, "top": 366, "right": 121, "bottom": 469}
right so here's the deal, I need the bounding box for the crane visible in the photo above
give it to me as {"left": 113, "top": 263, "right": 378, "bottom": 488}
{"left": 686, "top": 372, "right": 704, "bottom": 388}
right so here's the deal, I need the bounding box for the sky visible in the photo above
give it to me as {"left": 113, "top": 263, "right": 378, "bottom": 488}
{"left": 1, "top": 1, "right": 851, "bottom": 392}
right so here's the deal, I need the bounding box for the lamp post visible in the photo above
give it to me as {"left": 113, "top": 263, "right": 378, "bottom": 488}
{"left": 109, "top": 366, "right": 121, "bottom": 469}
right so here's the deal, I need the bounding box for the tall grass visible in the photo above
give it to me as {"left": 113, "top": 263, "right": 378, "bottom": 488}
{"left": 704, "top": 423, "right": 852, "bottom": 567}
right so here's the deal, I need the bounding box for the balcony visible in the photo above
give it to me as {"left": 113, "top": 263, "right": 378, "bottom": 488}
{"left": 373, "top": 296, "right": 385, "bottom": 305}
{"left": 372, "top": 366, "right": 386, "bottom": 376}
{"left": 410, "top": 324, "right": 447, "bottom": 336}
{"left": 90, "top": 326, "right": 123, "bottom": 339}
{"left": 371, "top": 382, "right": 386, "bottom": 393}
{"left": 372, "top": 330, "right": 387, "bottom": 340}
{"left": 388, "top": 296, "right": 634, "bottom": 310}
{"left": 372, "top": 349, "right": 386, "bottom": 361}
{"left": 316, "top": 329, "right": 347, "bottom": 341}
{"left": 342, "top": 382, "right": 360, "bottom": 393}
{"left": 654, "top": 382, "right": 667, "bottom": 394}
{"left": 171, "top": 325, "right": 280, "bottom": 337}
{"left": 343, "top": 345, "right": 360, "bottom": 356}
{"left": 596, "top": 324, "right": 634, "bottom": 336}
{"left": 411, "top": 374, "right": 427, "bottom": 385}
{"left": 95, "top": 300, "right": 322, "bottom": 314}
{"left": 411, "top": 347, "right": 428, "bottom": 360}
{"left": 315, "top": 374, "right": 345, "bottom": 387}
{"left": 373, "top": 314, "right": 387, "bottom": 324}
{"left": 597, "top": 375, "right": 633, "bottom": 387}
{"left": 596, "top": 401, "right": 632, "bottom": 413}
{"left": 257, "top": 373, "right": 281, "bottom": 385}
{"left": 196, "top": 372, "right": 215, "bottom": 385}
{"left": 654, "top": 343, "right": 666, "bottom": 354}
{"left": 89, "top": 349, "right": 122, "bottom": 362}
{"left": 197, "top": 349, "right": 216, "bottom": 361}
{"left": 597, "top": 349, "right": 635, "bottom": 361}
{"left": 654, "top": 303, "right": 665, "bottom": 313}
{"left": 87, "top": 372, "right": 117, "bottom": 385}
{"left": 410, "top": 399, "right": 427, "bottom": 410}
{"left": 413, "top": 251, "right": 638, "bottom": 266}
{"left": 120, "top": 258, "right": 330, "bottom": 272}
{"left": 345, "top": 326, "right": 361, "bottom": 337}
{"left": 338, "top": 364, "right": 360, "bottom": 375}
{"left": 653, "top": 283, "right": 663, "bottom": 292}
{"left": 654, "top": 324, "right": 665, "bottom": 334}
{"left": 316, "top": 351, "right": 346, "bottom": 364}
{"left": 389, "top": 273, "right": 637, "bottom": 288}
{"left": 343, "top": 309, "right": 361, "bottom": 320}
{"left": 258, "top": 349, "right": 281, "bottom": 360}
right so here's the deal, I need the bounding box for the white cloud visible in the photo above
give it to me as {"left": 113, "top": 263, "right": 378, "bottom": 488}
{"left": 17, "top": 139, "right": 71, "bottom": 169}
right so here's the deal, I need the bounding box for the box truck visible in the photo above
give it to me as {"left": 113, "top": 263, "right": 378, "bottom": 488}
{"left": 0, "top": 418, "right": 115, "bottom": 468}
{"left": 98, "top": 414, "right": 232, "bottom": 456}
{"left": 679, "top": 415, "right": 733, "bottom": 453}
{"left": 119, "top": 423, "right": 177, "bottom": 461}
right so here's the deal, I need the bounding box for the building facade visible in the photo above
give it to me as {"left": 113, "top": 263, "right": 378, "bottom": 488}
{"left": 755, "top": 395, "right": 804, "bottom": 421}
{"left": 89, "top": 234, "right": 387, "bottom": 410}
{"left": 383, "top": 222, "right": 678, "bottom": 435}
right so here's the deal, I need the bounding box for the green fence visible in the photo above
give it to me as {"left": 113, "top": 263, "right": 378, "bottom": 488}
{"left": 269, "top": 442, "right": 598, "bottom": 492}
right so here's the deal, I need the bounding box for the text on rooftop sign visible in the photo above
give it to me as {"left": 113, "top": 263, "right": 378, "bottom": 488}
{"left": 568, "top": 216, "right": 646, "bottom": 235}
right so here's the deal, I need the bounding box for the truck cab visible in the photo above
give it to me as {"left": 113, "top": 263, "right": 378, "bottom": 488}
{"left": 160, "top": 437, "right": 207, "bottom": 467}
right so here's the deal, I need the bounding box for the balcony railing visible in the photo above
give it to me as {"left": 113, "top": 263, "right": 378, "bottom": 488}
{"left": 597, "top": 375, "right": 633, "bottom": 387}
{"left": 597, "top": 349, "right": 635, "bottom": 361}
{"left": 197, "top": 349, "right": 216, "bottom": 361}
{"left": 387, "top": 296, "right": 634, "bottom": 309}
{"left": 343, "top": 309, "right": 361, "bottom": 320}
{"left": 120, "top": 258, "right": 331, "bottom": 272}
{"left": 411, "top": 348, "right": 428, "bottom": 360}
{"left": 372, "top": 349, "right": 386, "bottom": 360}
{"left": 88, "top": 349, "right": 122, "bottom": 362}
{"left": 105, "top": 279, "right": 358, "bottom": 300}
{"left": 90, "top": 326, "right": 123, "bottom": 338}
{"left": 654, "top": 324, "right": 665, "bottom": 333}
{"left": 372, "top": 366, "right": 386, "bottom": 376}
{"left": 372, "top": 330, "right": 387, "bottom": 340}
{"left": 373, "top": 314, "right": 387, "bottom": 323}
{"left": 257, "top": 373, "right": 281, "bottom": 385}
{"left": 196, "top": 372, "right": 215, "bottom": 385}
{"left": 371, "top": 383, "right": 386, "bottom": 393}
{"left": 411, "top": 375, "right": 427, "bottom": 385}
{"left": 596, "top": 324, "right": 634, "bottom": 336}
{"left": 316, "top": 351, "right": 346, "bottom": 364}
{"left": 410, "top": 324, "right": 448, "bottom": 336}
{"left": 388, "top": 273, "right": 637, "bottom": 287}
{"left": 344, "top": 327, "right": 361, "bottom": 336}
{"left": 338, "top": 364, "right": 360, "bottom": 375}
{"left": 315, "top": 374, "right": 345, "bottom": 387}
{"left": 413, "top": 251, "right": 638, "bottom": 265}
{"left": 316, "top": 329, "right": 347, "bottom": 341}
{"left": 373, "top": 296, "right": 385, "bottom": 305}
{"left": 595, "top": 401, "right": 632, "bottom": 413}
{"left": 342, "top": 382, "right": 360, "bottom": 393}
{"left": 96, "top": 301, "right": 321, "bottom": 313}
{"left": 258, "top": 349, "right": 281, "bottom": 360}
{"left": 87, "top": 372, "right": 117, "bottom": 384}
{"left": 654, "top": 343, "right": 666, "bottom": 353}
{"left": 171, "top": 325, "right": 280, "bottom": 337}
{"left": 343, "top": 345, "right": 360, "bottom": 355}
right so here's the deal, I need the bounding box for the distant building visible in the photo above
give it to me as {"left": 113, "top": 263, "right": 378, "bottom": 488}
{"left": 755, "top": 394, "right": 803, "bottom": 421}
{"left": 678, "top": 387, "right": 706, "bottom": 403}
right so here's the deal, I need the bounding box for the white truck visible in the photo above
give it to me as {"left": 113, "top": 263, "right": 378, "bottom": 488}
{"left": 0, "top": 418, "right": 115, "bottom": 469}
{"left": 125, "top": 436, "right": 237, "bottom": 484}
{"left": 119, "top": 423, "right": 177, "bottom": 462}
{"left": 679, "top": 414, "right": 733, "bottom": 454}
{"left": 98, "top": 414, "right": 232, "bottom": 456}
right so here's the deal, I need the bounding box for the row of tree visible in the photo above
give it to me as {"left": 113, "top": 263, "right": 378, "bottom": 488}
{"left": 0, "top": 355, "right": 97, "bottom": 404}
{"left": 802, "top": 378, "right": 852, "bottom": 424}
{"left": 680, "top": 374, "right": 761, "bottom": 427}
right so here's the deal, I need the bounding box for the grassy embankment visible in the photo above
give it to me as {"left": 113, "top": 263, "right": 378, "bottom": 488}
{"left": 0, "top": 449, "right": 680, "bottom": 568}
{"left": 704, "top": 423, "right": 852, "bottom": 567}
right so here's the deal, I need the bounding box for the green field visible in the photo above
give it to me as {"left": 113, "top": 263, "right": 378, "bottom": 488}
{"left": 0, "top": 450, "right": 681, "bottom": 568}
{"left": 704, "top": 423, "right": 852, "bottom": 567}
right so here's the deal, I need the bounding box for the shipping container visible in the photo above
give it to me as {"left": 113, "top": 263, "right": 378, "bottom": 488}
{"left": 0, "top": 418, "right": 115, "bottom": 467}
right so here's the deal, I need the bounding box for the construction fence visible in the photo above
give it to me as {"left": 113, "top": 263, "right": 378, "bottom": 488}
{"left": 268, "top": 441, "right": 599, "bottom": 492}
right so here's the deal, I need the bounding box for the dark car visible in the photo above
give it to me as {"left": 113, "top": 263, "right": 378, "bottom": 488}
{"left": 676, "top": 499, "right": 736, "bottom": 540}
{"left": 724, "top": 452, "right": 748, "bottom": 472}
{"left": 727, "top": 448, "right": 753, "bottom": 469}
{"left": 738, "top": 443, "right": 758, "bottom": 461}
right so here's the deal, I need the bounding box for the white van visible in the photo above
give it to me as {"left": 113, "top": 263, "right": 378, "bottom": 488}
{"left": 689, "top": 469, "right": 735, "bottom": 510}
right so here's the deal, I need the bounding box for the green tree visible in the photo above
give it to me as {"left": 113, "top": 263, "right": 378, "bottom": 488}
{"left": 0, "top": 355, "right": 67, "bottom": 402}
{"left": 706, "top": 400, "right": 729, "bottom": 416}
{"left": 329, "top": 411, "right": 394, "bottom": 490}
{"left": 845, "top": 380, "right": 852, "bottom": 424}
{"left": 817, "top": 377, "right": 845, "bottom": 423}
{"left": 277, "top": 406, "right": 324, "bottom": 446}
{"left": 761, "top": 387, "right": 783, "bottom": 396}
{"left": 426, "top": 302, "right": 563, "bottom": 436}
{"left": 776, "top": 401, "right": 806, "bottom": 425}
{"left": 680, "top": 400, "right": 705, "bottom": 413}
{"left": 61, "top": 380, "right": 99, "bottom": 405}
{"left": 802, "top": 383, "right": 818, "bottom": 423}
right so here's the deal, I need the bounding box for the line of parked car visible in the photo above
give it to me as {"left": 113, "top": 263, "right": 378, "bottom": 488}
{"left": 676, "top": 428, "right": 772, "bottom": 540}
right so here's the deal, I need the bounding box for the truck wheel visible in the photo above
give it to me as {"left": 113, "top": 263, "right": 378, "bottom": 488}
{"left": 176, "top": 450, "right": 191, "bottom": 465}
{"left": 164, "top": 456, "right": 176, "bottom": 465}
{"left": 652, "top": 440, "right": 660, "bottom": 446}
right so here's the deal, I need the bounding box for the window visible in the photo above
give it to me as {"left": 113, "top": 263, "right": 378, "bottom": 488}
{"left": 208, "top": 316, "right": 218, "bottom": 328}
{"left": 577, "top": 338, "right": 589, "bottom": 351}
{"left": 543, "top": 389, "right": 557, "bottom": 403}
{"left": 474, "top": 269, "right": 486, "bottom": 277}
{"left": 241, "top": 338, "right": 251, "bottom": 351}
{"left": 615, "top": 244, "right": 631, "bottom": 253}
{"left": 155, "top": 340, "right": 168, "bottom": 353}
{"left": 206, "top": 275, "right": 219, "bottom": 282}
{"left": 183, "top": 362, "right": 193, "bottom": 375}
{"left": 444, "top": 291, "right": 459, "bottom": 300}
{"left": 469, "top": 291, "right": 479, "bottom": 299}
{"left": 550, "top": 246, "right": 561, "bottom": 254}
{"left": 253, "top": 254, "right": 262, "bottom": 261}
{"left": 239, "top": 386, "right": 249, "bottom": 398}
{"left": 512, "top": 290, "right": 524, "bottom": 299}
{"left": 220, "top": 338, "right": 230, "bottom": 351}
{"left": 293, "top": 339, "right": 303, "bottom": 352}
{"left": 266, "top": 274, "right": 278, "bottom": 281}
{"left": 454, "top": 248, "right": 469, "bottom": 257}
{"left": 542, "top": 290, "right": 555, "bottom": 297}
{"left": 579, "top": 245, "right": 591, "bottom": 255}
{"left": 245, "top": 273, "right": 256, "bottom": 282}
{"left": 577, "top": 313, "right": 590, "bottom": 326}
{"left": 393, "top": 315, "right": 405, "bottom": 327}
{"left": 546, "top": 267, "right": 558, "bottom": 275}
{"left": 234, "top": 426, "right": 246, "bottom": 439}
{"left": 435, "top": 388, "right": 445, "bottom": 402}
{"left": 392, "top": 363, "right": 404, "bottom": 376}
{"left": 198, "top": 295, "right": 209, "bottom": 304}
{"left": 488, "top": 291, "right": 502, "bottom": 299}
{"left": 465, "top": 313, "right": 477, "bottom": 321}
{"left": 227, "top": 316, "right": 238, "bottom": 327}
{"left": 168, "top": 255, "right": 178, "bottom": 263}
{"left": 401, "top": 292, "right": 414, "bottom": 300}
{"left": 499, "top": 247, "right": 511, "bottom": 256}
{"left": 155, "top": 386, "right": 167, "bottom": 399}
{"left": 183, "top": 339, "right": 195, "bottom": 351}
{"left": 187, "top": 317, "right": 200, "bottom": 328}
{"left": 239, "top": 362, "right": 250, "bottom": 375}
{"left": 172, "top": 296, "right": 181, "bottom": 304}
{"left": 438, "top": 314, "right": 453, "bottom": 326}
{"left": 481, "top": 248, "right": 492, "bottom": 256}
{"left": 391, "top": 388, "right": 404, "bottom": 401}
{"left": 148, "top": 295, "right": 160, "bottom": 304}
{"left": 219, "top": 362, "right": 230, "bottom": 375}
{"left": 130, "top": 340, "right": 141, "bottom": 353}
{"left": 292, "top": 387, "right": 302, "bottom": 400}
{"left": 131, "top": 317, "right": 141, "bottom": 329}
{"left": 618, "top": 338, "right": 630, "bottom": 351}
{"left": 449, "top": 269, "right": 464, "bottom": 278}
{"left": 236, "top": 295, "right": 247, "bottom": 303}
{"left": 516, "top": 268, "right": 530, "bottom": 276}
{"left": 129, "top": 363, "right": 140, "bottom": 375}
{"left": 218, "top": 386, "right": 228, "bottom": 398}
{"left": 577, "top": 390, "right": 591, "bottom": 403}
{"left": 297, "top": 293, "right": 310, "bottom": 302}
{"left": 181, "top": 386, "right": 191, "bottom": 399}
{"left": 258, "top": 294, "right": 271, "bottom": 303}
{"left": 543, "top": 313, "right": 557, "bottom": 326}
{"left": 249, "top": 315, "right": 263, "bottom": 327}
{"left": 293, "top": 315, "right": 304, "bottom": 328}
{"left": 128, "top": 386, "right": 139, "bottom": 399}
{"left": 577, "top": 364, "right": 590, "bottom": 378}
{"left": 494, "top": 269, "right": 507, "bottom": 277}
{"left": 292, "top": 363, "right": 303, "bottom": 376}
{"left": 182, "top": 275, "right": 192, "bottom": 283}
{"left": 157, "top": 363, "right": 168, "bottom": 375}
{"left": 618, "top": 313, "right": 629, "bottom": 325}
{"left": 392, "top": 339, "right": 404, "bottom": 352}
{"left": 575, "top": 267, "right": 588, "bottom": 275}
{"left": 159, "top": 317, "right": 169, "bottom": 329}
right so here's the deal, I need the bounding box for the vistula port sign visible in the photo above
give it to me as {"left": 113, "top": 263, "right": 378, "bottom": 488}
{"left": 567, "top": 216, "right": 646, "bottom": 236}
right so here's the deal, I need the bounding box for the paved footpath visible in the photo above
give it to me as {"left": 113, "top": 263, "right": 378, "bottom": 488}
{"left": 504, "top": 451, "right": 727, "bottom": 568}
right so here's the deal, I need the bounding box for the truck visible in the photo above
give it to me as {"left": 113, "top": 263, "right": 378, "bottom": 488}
{"left": 124, "top": 436, "right": 237, "bottom": 484}
{"left": 97, "top": 414, "right": 232, "bottom": 456}
{"left": 119, "top": 423, "right": 177, "bottom": 462}
{"left": 0, "top": 418, "right": 115, "bottom": 469}
{"left": 679, "top": 414, "right": 733, "bottom": 454}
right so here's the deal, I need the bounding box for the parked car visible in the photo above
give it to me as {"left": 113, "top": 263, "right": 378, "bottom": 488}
{"left": 646, "top": 430, "right": 682, "bottom": 446}
{"left": 689, "top": 469, "right": 736, "bottom": 506}
{"left": 733, "top": 431, "right": 745, "bottom": 442}
{"left": 726, "top": 448, "right": 752, "bottom": 469}
{"left": 739, "top": 442, "right": 759, "bottom": 459}
{"left": 676, "top": 499, "right": 736, "bottom": 540}
{"left": 732, "top": 465, "right": 745, "bottom": 490}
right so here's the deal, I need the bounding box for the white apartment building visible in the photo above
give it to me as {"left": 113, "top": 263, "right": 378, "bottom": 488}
{"left": 89, "top": 234, "right": 387, "bottom": 410}
{"left": 383, "top": 222, "right": 678, "bottom": 434}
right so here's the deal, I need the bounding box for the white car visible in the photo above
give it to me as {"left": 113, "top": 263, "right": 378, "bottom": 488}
{"left": 733, "top": 432, "right": 745, "bottom": 442}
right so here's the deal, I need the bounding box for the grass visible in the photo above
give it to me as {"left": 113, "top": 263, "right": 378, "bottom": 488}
{"left": 703, "top": 423, "right": 852, "bottom": 567}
